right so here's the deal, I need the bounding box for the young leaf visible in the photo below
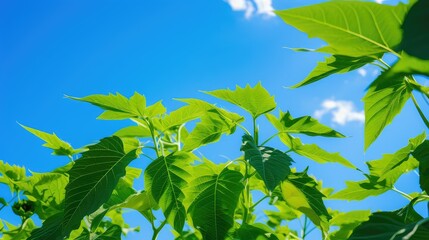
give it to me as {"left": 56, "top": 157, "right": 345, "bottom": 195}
{"left": 281, "top": 170, "right": 331, "bottom": 234}
{"left": 276, "top": 2, "right": 408, "bottom": 57}
{"left": 0, "top": 160, "right": 26, "bottom": 193}
{"left": 411, "top": 140, "right": 429, "bottom": 194}
{"left": 363, "top": 74, "right": 412, "bottom": 150}
{"left": 20, "top": 124, "right": 83, "bottom": 156}
{"left": 186, "top": 167, "right": 244, "bottom": 240}
{"left": 183, "top": 107, "right": 243, "bottom": 151}
{"left": 267, "top": 114, "right": 355, "bottom": 168}
{"left": 329, "top": 210, "right": 371, "bottom": 240}
{"left": 292, "top": 55, "right": 376, "bottom": 88}
{"left": 144, "top": 152, "right": 197, "bottom": 233}
{"left": 62, "top": 136, "right": 138, "bottom": 237}
{"left": 331, "top": 133, "right": 425, "bottom": 200}
{"left": 68, "top": 92, "right": 165, "bottom": 120}
{"left": 204, "top": 83, "right": 276, "bottom": 119}
{"left": 241, "top": 134, "right": 293, "bottom": 191}
{"left": 277, "top": 111, "right": 344, "bottom": 138}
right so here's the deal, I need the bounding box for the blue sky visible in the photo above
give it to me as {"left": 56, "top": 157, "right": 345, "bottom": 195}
{"left": 0, "top": 0, "right": 426, "bottom": 239}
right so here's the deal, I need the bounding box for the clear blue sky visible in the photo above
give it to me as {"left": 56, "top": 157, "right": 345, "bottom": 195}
{"left": 0, "top": 0, "right": 426, "bottom": 239}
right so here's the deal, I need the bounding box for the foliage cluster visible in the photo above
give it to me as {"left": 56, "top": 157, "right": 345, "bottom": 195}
{"left": 1, "top": 0, "right": 429, "bottom": 239}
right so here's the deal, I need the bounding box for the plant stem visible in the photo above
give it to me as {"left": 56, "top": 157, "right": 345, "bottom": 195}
{"left": 410, "top": 93, "right": 429, "bottom": 129}
{"left": 253, "top": 117, "right": 258, "bottom": 145}
{"left": 302, "top": 216, "right": 308, "bottom": 239}
{"left": 152, "top": 219, "right": 168, "bottom": 240}
{"left": 391, "top": 186, "right": 413, "bottom": 201}
{"left": 250, "top": 195, "right": 269, "bottom": 210}
{"left": 242, "top": 161, "right": 251, "bottom": 224}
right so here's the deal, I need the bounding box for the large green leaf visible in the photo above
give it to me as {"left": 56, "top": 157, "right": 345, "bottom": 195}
{"left": 329, "top": 210, "right": 371, "bottom": 240}
{"left": 28, "top": 213, "right": 63, "bottom": 240}
{"left": 61, "top": 136, "right": 138, "bottom": 237}
{"left": 68, "top": 92, "right": 165, "bottom": 120}
{"left": 266, "top": 114, "right": 355, "bottom": 168}
{"left": 331, "top": 133, "right": 425, "bottom": 200}
{"left": 241, "top": 134, "right": 293, "bottom": 191}
{"left": 145, "top": 152, "right": 196, "bottom": 233}
{"left": 204, "top": 83, "right": 276, "bottom": 118}
{"left": 401, "top": 0, "right": 429, "bottom": 60}
{"left": 234, "top": 223, "right": 279, "bottom": 240}
{"left": 291, "top": 55, "right": 376, "bottom": 88}
{"left": 411, "top": 140, "right": 429, "bottom": 193}
{"left": 183, "top": 107, "right": 243, "bottom": 151}
{"left": 186, "top": 166, "right": 244, "bottom": 240}
{"left": 276, "top": 1, "right": 408, "bottom": 57}
{"left": 349, "top": 202, "right": 429, "bottom": 240}
{"left": 363, "top": 73, "right": 412, "bottom": 150}
{"left": 281, "top": 170, "right": 331, "bottom": 234}
{"left": 20, "top": 124, "right": 83, "bottom": 156}
{"left": 276, "top": 111, "right": 344, "bottom": 138}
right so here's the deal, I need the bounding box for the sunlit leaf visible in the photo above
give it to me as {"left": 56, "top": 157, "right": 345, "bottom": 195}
{"left": 20, "top": 124, "right": 83, "bottom": 156}
{"left": 363, "top": 73, "right": 412, "bottom": 150}
{"left": 329, "top": 210, "right": 370, "bottom": 240}
{"left": 61, "top": 136, "right": 138, "bottom": 237}
{"left": 331, "top": 133, "right": 424, "bottom": 200}
{"left": 291, "top": 55, "right": 376, "bottom": 88}
{"left": 281, "top": 170, "right": 331, "bottom": 234}
{"left": 68, "top": 92, "right": 165, "bottom": 120}
{"left": 277, "top": 111, "right": 344, "bottom": 138}
{"left": 241, "top": 134, "right": 292, "bottom": 191}
{"left": 145, "top": 152, "right": 196, "bottom": 233}
{"left": 0, "top": 160, "right": 26, "bottom": 193}
{"left": 276, "top": 2, "right": 408, "bottom": 57}
{"left": 114, "top": 125, "right": 152, "bottom": 138}
{"left": 185, "top": 165, "right": 244, "bottom": 240}
{"left": 411, "top": 140, "right": 429, "bottom": 193}
{"left": 204, "top": 83, "right": 276, "bottom": 118}
{"left": 266, "top": 114, "right": 354, "bottom": 168}
{"left": 183, "top": 107, "right": 243, "bottom": 151}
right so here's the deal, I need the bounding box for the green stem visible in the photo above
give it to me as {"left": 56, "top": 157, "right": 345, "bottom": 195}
{"left": 152, "top": 219, "right": 168, "bottom": 240}
{"left": 378, "top": 58, "right": 392, "bottom": 69}
{"left": 242, "top": 161, "right": 252, "bottom": 225}
{"left": 302, "top": 216, "right": 308, "bottom": 239}
{"left": 410, "top": 93, "right": 429, "bottom": 129}
{"left": 391, "top": 186, "right": 413, "bottom": 201}
{"left": 250, "top": 195, "right": 269, "bottom": 210}
{"left": 253, "top": 117, "right": 258, "bottom": 145}
{"left": 236, "top": 122, "right": 251, "bottom": 136}
{"left": 177, "top": 123, "right": 185, "bottom": 151}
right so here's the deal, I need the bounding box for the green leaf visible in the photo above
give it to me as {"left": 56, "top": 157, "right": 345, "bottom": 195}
{"left": 411, "top": 140, "right": 429, "bottom": 193}
{"left": 276, "top": 111, "right": 344, "bottom": 138}
{"left": 183, "top": 106, "right": 243, "bottom": 151}
{"left": 349, "top": 203, "right": 429, "bottom": 240}
{"left": 0, "top": 197, "right": 6, "bottom": 206}
{"left": 20, "top": 124, "right": 83, "bottom": 156}
{"left": 61, "top": 136, "right": 138, "bottom": 237}
{"left": 145, "top": 152, "right": 196, "bottom": 233}
{"left": 234, "top": 223, "right": 279, "bottom": 240}
{"left": 0, "top": 160, "right": 26, "bottom": 193}
{"left": 329, "top": 210, "right": 371, "bottom": 240}
{"left": 204, "top": 83, "right": 276, "bottom": 118}
{"left": 94, "top": 225, "right": 122, "bottom": 239}
{"left": 401, "top": 0, "right": 429, "bottom": 60}
{"left": 113, "top": 125, "right": 152, "bottom": 138}
{"left": 186, "top": 166, "right": 244, "bottom": 240}
{"left": 267, "top": 114, "right": 354, "bottom": 168}
{"left": 29, "top": 213, "right": 63, "bottom": 240}
{"left": 280, "top": 170, "right": 331, "bottom": 234}
{"left": 265, "top": 201, "right": 302, "bottom": 227}
{"left": 1, "top": 219, "right": 36, "bottom": 240}
{"left": 331, "top": 133, "right": 424, "bottom": 200}
{"left": 276, "top": 1, "right": 408, "bottom": 57}
{"left": 363, "top": 72, "right": 412, "bottom": 150}
{"left": 68, "top": 92, "right": 165, "bottom": 120}
{"left": 241, "top": 134, "right": 293, "bottom": 191}
{"left": 292, "top": 55, "right": 376, "bottom": 88}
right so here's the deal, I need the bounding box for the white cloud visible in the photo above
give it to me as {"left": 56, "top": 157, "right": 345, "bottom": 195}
{"left": 357, "top": 68, "right": 367, "bottom": 77}
{"left": 314, "top": 99, "right": 364, "bottom": 125}
{"left": 375, "top": 0, "right": 384, "bottom": 4}
{"left": 225, "top": 0, "right": 274, "bottom": 19}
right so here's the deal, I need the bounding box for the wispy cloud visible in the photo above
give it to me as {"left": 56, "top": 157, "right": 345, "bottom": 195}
{"left": 374, "top": 0, "right": 384, "bottom": 4}
{"left": 314, "top": 99, "right": 364, "bottom": 125}
{"left": 225, "top": 0, "right": 275, "bottom": 19}
{"left": 357, "top": 68, "right": 367, "bottom": 77}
